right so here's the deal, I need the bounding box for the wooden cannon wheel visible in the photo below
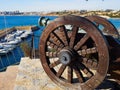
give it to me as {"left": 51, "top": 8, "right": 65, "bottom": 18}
{"left": 39, "top": 15, "right": 109, "bottom": 90}
{"left": 86, "top": 15, "right": 120, "bottom": 38}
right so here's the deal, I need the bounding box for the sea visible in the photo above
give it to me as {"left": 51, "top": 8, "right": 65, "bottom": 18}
{"left": 0, "top": 15, "right": 120, "bottom": 71}
{"left": 0, "top": 15, "right": 57, "bottom": 71}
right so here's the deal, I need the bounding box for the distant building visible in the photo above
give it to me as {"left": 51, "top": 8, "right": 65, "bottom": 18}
{"left": 105, "top": 9, "right": 114, "bottom": 12}
{"left": 0, "top": 11, "right": 23, "bottom": 15}
{"left": 80, "top": 10, "right": 87, "bottom": 14}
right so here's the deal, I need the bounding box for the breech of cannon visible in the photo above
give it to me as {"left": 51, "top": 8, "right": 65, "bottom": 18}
{"left": 38, "top": 17, "right": 51, "bottom": 26}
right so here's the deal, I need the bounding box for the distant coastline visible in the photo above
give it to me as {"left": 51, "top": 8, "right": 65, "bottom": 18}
{"left": 0, "top": 14, "right": 42, "bottom": 17}
{"left": 0, "top": 14, "right": 118, "bottom": 19}
{"left": 0, "top": 10, "right": 120, "bottom": 18}
{"left": 39, "top": 10, "right": 120, "bottom": 18}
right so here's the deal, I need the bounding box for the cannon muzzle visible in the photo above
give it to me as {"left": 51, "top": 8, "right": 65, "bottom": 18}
{"left": 38, "top": 17, "right": 51, "bottom": 26}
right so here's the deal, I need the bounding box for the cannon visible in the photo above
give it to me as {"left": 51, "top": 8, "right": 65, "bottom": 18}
{"left": 38, "top": 15, "right": 120, "bottom": 90}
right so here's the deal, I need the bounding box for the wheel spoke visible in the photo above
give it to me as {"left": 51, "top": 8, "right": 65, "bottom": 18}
{"left": 46, "top": 51, "right": 59, "bottom": 58}
{"left": 59, "top": 26, "right": 69, "bottom": 46}
{"left": 73, "top": 65, "right": 84, "bottom": 83}
{"left": 57, "top": 64, "right": 66, "bottom": 77}
{"left": 47, "top": 41, "right": 62, "bottom": 51}
{"left": 68, "top": 66, "right": 73, "bottom": 83}
{"left": 74, "top": 34, "right": 89, "bottom": 51}
{"left": 81, "top": 58, "right": 98, "bottom": 69}
{"left": 50, "top": 32, "right": 64, "bottom": 48}
{"left": 78, "top": 47, "right": 98, "bottom": 56}
{"left": 77, "top": 62, "right": 94, "bottom": 78}
{"left": 82, "top": 65, "right": 94, "bottom": 78}
{"left": 49, "top": 60, "right": 61, "bottom": 68}
{"left": 54, "top": 26, "right": 69, "bottom": 47}
{"left": 92, "top": 61, "right": 98, "bottom": 68}
{"left": 69, "top": 26, "right": 79, "bottom": 48}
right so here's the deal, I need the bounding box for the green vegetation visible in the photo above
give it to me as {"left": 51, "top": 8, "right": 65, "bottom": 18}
{"left": 43, "top": 10, "right": 120, "bottom": 18}
{"left": 20, "top": 42, "right": 32, "bottom": 57}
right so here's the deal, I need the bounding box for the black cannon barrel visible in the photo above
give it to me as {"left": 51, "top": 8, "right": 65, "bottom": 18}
{"left": 38, "top": 17, "right": 51, "bottom": 26}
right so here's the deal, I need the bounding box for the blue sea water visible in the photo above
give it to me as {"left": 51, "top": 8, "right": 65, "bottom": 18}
{"left": 0, "top": 16, "right": 120, "bottom": 71}
{"left": 0, "top": 15, "right": 57, "bottom": 30}
{"left": 0, "top": 15, "right": 120, "bottom": 32}
{"left": 0, "top": 16, "right": 39, "bottom": 29}
{"left": 0, "top": 16, "right": 57, "bottom": 71}
{"left": 109, "top": 18, "right": 120, "bottom": 30}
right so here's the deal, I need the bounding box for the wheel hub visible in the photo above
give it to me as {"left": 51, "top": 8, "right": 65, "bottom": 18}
{"left": 59, "top": 49, "right": 75, "bottom": 65}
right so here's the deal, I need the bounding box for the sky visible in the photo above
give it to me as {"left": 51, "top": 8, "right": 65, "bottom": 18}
{"left": 0, "top": 0, "right": 120, "bottom": 12}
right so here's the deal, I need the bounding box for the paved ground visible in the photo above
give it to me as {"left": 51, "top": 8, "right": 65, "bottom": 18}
{"left": 14, "top": 57, "right": 120, "bottom": 90}
{"left": 14, "top": 57, "right": 62, "bottom": 90}
{"left": 0, "top": 65, "right": 18, "bottom": 90}
{"left": 0, "top": 57, "right": 119, "bottom": 90}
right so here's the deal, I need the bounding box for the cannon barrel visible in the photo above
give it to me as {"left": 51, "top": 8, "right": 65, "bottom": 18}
{"left": 38, "top": 17, "right": 51, "bottom": 26}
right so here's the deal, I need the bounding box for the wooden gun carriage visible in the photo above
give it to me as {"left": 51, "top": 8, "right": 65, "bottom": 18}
{"left": 38, "top": 15, "right": 120, "bottom": 90}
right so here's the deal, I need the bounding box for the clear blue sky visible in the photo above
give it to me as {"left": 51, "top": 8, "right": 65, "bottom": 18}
{"left": 0, "top": 0, "right": 120, "bottom": 12}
